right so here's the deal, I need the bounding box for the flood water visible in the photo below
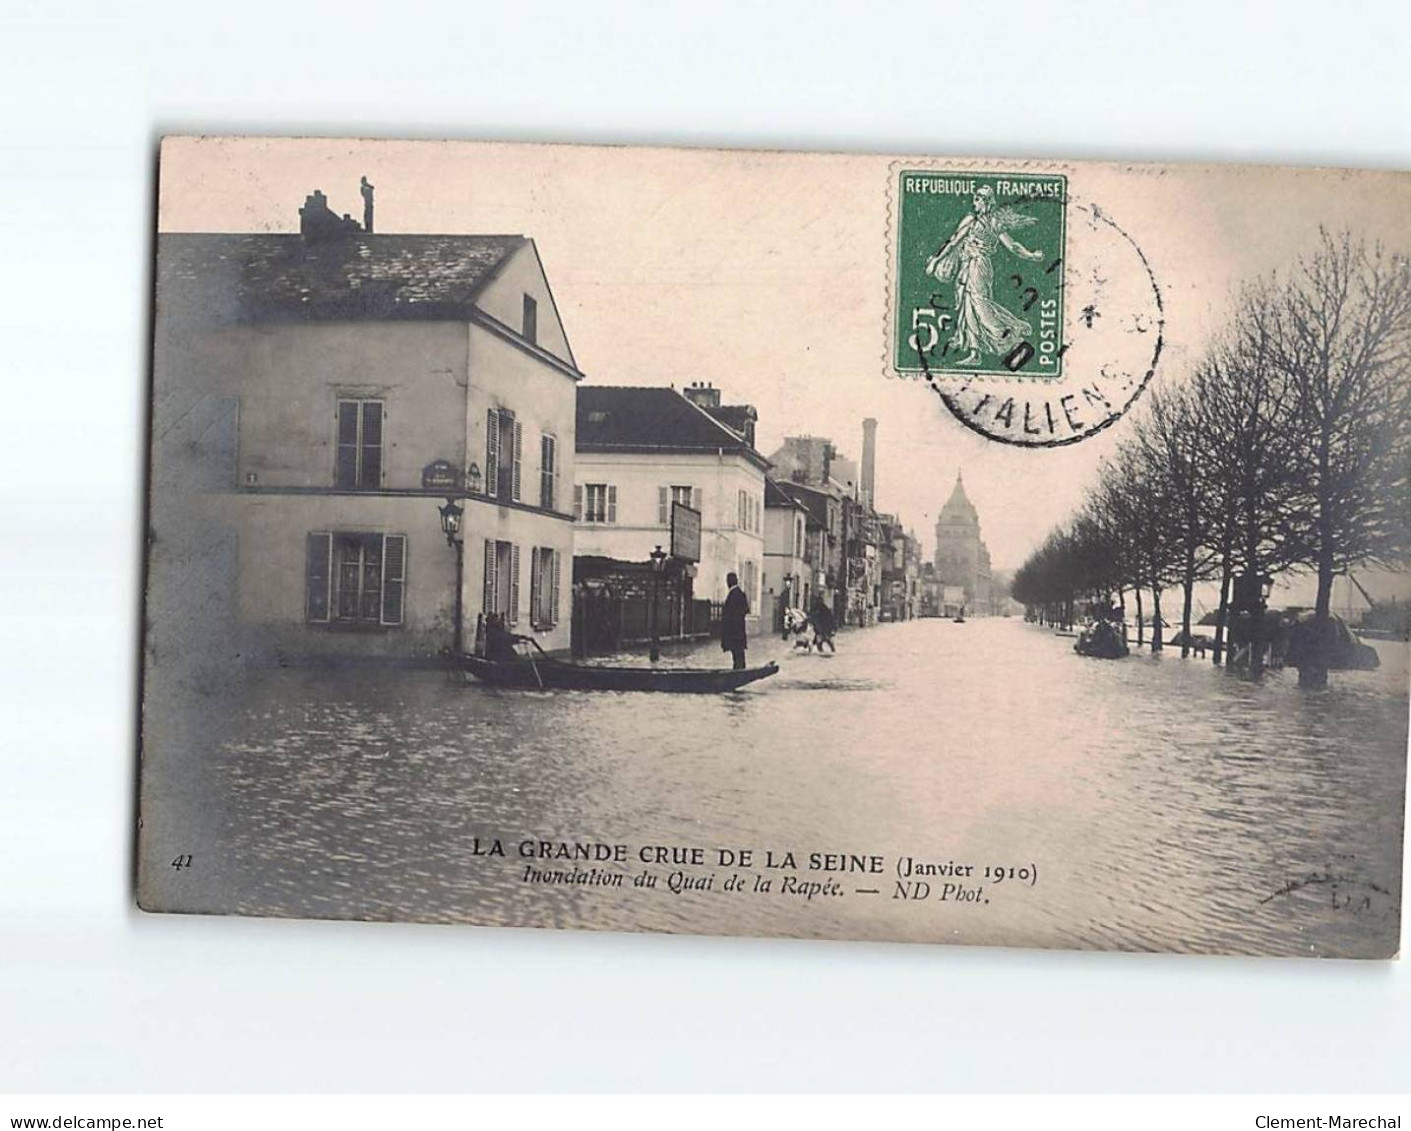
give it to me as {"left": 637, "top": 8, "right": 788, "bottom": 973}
{"left": 144, "top": 618, "right": 1408, "bottom": 958}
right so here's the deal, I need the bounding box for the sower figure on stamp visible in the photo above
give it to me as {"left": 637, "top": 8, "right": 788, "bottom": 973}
{"left": 720, "top": 571, "right": 750, "bottom": 670}
{"left": 925, "top": 185, "right": 1044, "bottom": 366}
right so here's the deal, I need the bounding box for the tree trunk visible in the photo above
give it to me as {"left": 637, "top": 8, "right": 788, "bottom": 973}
{"left": 1300, "top": 554, "right": 1336, "bottom": 689}
{"left": 1212, "top": 562, "right": 1231, "bottom": 666}
{"left": 1180, "top": 556, "right": 1195, "bottom": 659}
{"left": 1150, "top": 588, "right": 1164, "bottom": 651}
{"left": 1135, "top": 588, "right": 1145, "bottom": 647}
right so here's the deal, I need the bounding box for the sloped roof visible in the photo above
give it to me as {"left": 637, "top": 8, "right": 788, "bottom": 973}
{"left": 576, "top": 386, "right": 769, "bottom": 469}
{"left": 765, "top": 478, "right": 807, "bottom": 510}
{"left": 773, "top": 479, "right": 834, "bottom": 529}
{"left": 707, "top": 404, "right": 757, "bottom": 435}
{"left": 157, "top": 232, "right": 526, "bottom": 322}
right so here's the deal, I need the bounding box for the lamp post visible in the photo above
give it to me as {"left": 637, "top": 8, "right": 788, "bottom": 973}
{"left": 437, "top": 462, "right": 481, "bottom": 657}
{"left": 649, "top": 544, "right": 668, "bottom": 663}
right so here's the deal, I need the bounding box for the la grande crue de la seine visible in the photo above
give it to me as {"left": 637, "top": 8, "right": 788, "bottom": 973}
{"left": 468, "top": 838, "right": 1039, "bottom": 898}
{"left": 470, "top": 837, "right": 892, "bottom": 873}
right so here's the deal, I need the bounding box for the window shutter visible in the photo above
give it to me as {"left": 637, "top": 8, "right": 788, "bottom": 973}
{"left": 573, "top": 484, "right": 582, "bottom": 521}
{"left": 380, "top": 534, "right": 406, "bottom": 626}
{"left": 485, "top": 409, "right": 500, "bottom": 499}
{"left": 509, "top": 544, "right": 521, "bottom": 625}
{"left": 360, "top": 402, "right": 383, "bottom": 488}
{"left": 551, "top": 549, "right": 561, "bottom": 626}
{"left": 530, "top": 546, "right": 542, "bottom": 628}
{"left": 550, "top": 439, "right": 560, "bottom": 510}
{"left": 306, "top": 532, "right": 331, "bottom": 622}
{"left": 607, "top": 485, "right": 617, "bottom": 524}
{"left": 692, "top": 487, "right": 701, "bottom": 513}
{"left": 511, "top": 419, "right": 523, "bottom": 502}
{"left": 483, "top": 539, "right": 497, "bottom": 614}
{"left": 335, "top": 402, "right": 358, "bottom": 488}
{"left": 658, "top": 486, "right": 668, "bottom": 526}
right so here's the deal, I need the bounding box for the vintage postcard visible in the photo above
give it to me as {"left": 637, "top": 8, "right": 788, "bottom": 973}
{"left": 139, "top": 137, "right": 1410, "bottom": 958}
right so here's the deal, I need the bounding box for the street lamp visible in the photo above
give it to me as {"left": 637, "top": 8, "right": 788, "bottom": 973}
{"left": 435, "top": 462, "right": 481, "bottom": 659}
{"left": 648, "top": 544, "right": 668, "bottom": 663}
{"left": 439, "top": 496, "right": 466, "bottom": 656}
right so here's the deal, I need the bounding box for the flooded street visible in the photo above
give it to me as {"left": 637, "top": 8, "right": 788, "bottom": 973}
{"left": 150, "top": 619, "right": 1407, "bottom": 957}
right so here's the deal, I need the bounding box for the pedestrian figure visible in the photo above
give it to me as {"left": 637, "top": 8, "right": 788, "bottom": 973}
{"left": 809, "top": 595, "right": 837, "bottom": 653}
{"left": 720, "top": 572, "right": 750, "bottom": 670}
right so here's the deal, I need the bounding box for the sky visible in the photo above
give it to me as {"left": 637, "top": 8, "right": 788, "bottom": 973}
{"left": 158, "top": 138, "right": 1411, "bottom": 575}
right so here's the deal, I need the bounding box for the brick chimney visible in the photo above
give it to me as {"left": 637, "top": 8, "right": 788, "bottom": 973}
{"left": 861, "top": 418, "right": 878, "bottom": 506}
{"left": 682, "top": 381, "right": 722, "bottom": 409}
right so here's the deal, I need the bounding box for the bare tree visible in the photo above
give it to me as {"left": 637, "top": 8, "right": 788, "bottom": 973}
{"left": 1263, "top": 232, "right": 1411, "bottom": 686}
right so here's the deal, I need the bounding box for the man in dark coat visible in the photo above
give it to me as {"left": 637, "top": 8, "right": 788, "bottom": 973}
{"left": 720, "top": 571, "right": 750, "bottom": 670}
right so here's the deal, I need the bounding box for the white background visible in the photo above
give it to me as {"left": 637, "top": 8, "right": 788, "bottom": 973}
{"left": 2, "top": 0, "right": 1409, "bottom": 1094}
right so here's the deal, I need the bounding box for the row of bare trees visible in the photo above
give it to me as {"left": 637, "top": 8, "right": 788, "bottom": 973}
{"left": 1011, "top": 231, "right": 1411, "bottom": 686}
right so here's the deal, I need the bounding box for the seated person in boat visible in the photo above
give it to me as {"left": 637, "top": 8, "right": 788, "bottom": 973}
{"left": 485, "top": 613, "right": 520, "bottom": 661}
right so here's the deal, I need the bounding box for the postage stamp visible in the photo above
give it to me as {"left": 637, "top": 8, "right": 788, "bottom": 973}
{"left": 887, "top": 164, "right": 1165, "bottom": 448}
{"left": 892, "top": 170, "right": 1068, "bottom": 380}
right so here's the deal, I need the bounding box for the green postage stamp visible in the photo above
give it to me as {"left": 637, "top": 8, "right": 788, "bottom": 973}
{"left": 892, "top": 170, "right": 1067, "bottom": 380}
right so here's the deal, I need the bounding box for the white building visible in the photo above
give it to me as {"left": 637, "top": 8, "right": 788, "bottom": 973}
{"left": 150, "top": 186, "right": 582, "bottom": 661}
{"left": 573, "top": 384, "right": 768, "bottom": 625}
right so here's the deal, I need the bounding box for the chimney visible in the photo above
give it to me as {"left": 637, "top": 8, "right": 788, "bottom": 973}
{"left": 861, "top": 418, "right": 878, "bottom": 506}
{"left": 299, "top": 187, "right": 363, "bottom": 242}
{"left": 682, "top": 381, "right": 722, "bottom": 410}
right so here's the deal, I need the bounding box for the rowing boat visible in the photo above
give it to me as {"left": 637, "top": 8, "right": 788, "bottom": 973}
{"left": 460, "top": 654, "right": 779, "bottom": 693}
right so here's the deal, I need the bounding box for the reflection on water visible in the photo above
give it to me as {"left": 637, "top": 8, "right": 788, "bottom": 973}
{"left": 150, "top": 619, "right": 1407, "bottom": 957}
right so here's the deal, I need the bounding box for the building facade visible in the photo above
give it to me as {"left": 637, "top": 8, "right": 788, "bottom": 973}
{"left": 763, "top": 479, "right": 810, "bottom": 630}
{"left": 573, "top": 385, "right": 768, "bottom": 636}
{"left": 150, "top": 186, "right": 581, "bottom": 664}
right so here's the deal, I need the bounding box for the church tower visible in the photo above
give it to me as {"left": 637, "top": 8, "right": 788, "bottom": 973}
{"left": 934, "top": 472, "right": 993, "bottom": 614}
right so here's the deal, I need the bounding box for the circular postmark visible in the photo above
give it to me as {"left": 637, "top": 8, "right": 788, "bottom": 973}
{"left": 888, "top": 167, "right": 1164, "bottom": 448}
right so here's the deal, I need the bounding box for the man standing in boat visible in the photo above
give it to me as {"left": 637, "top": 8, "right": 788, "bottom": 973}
{"left": 721, "top": 572, "right": 750, "bottom": 670}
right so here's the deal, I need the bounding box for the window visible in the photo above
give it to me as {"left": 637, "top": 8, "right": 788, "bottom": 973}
{"left": 540, "top": 434, "right": 558, "bottom": 511}
{"left": 483, "top": 540, "right": 520, "bottom": 625}
{"left": 485, "top": 407, "right": 522, "bottom": 502}
{"left": 335, "top": 399, "right": 383, "bottom": 489}
{"left": 522, "top": 294, "right": 538, "bottom": 345}
{"left": 737, "top": 489, "right": 760, "bottom": 533}
{"left": 738, "top": 559, "right": 757, "bottom": 607}
{"left": 530, "top": 546, "right": 562, "bottom": 628}
{"left": 794, "top": 515, "right": 805, "bottom": 559}
{"left": 578, "top": 483, "right": 616, "bottom": 523}
{"left": 306, "top": 532, "right": 405, "bottom": 627}
{"left": 658, "top": 484, "right": 695, "bottom": 525}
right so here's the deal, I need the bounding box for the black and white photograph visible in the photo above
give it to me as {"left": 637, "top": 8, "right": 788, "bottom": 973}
{"left": 139, "top": 139, "right": 1409, "bottom": 959}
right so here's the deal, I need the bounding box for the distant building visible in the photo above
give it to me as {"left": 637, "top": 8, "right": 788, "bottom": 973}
{"left": 763, "top": 479, "right": 810, "bottom": 630}
{"left": 573, "top": 384, "right": 768, "bottom": 644}
{"left": 934, "top": 472, "right": 993, "bottom": 617}
{"left": 150, "top": 185, "right": 581, "bottom": 662}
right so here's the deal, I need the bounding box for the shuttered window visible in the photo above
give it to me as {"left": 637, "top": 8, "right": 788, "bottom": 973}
{"left": 485, "top": 409, "right": 501, "bottom": 499}
{"left": 511, "top": 418, "right": 523, "bottom": 502}
{"left": 540, "top": 434, "right": 558, "bottom": 511}
{"left": 487, "top": 408, "right": 521, "bottom": 502}
{"left": 584, "top": 484, "right": 615, "bottom": 523}
{"left": 530, "top": 546, "right": 563, "bottom": 628}
{"left": 660, "top": 485, "right": 694, "bottom": 525}
{"left": 483, "top": 539, "right": 520, "bottom": 625}
{"left": 335, "top": 399, "right": 383, "bottom": 489}
{"left": 305, "top": 531, "right": 405, "bottom": 627}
